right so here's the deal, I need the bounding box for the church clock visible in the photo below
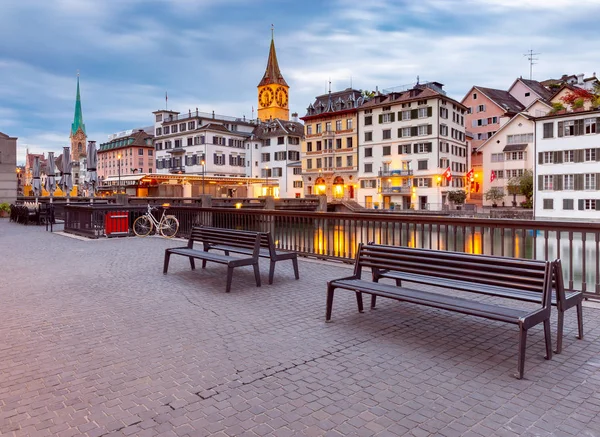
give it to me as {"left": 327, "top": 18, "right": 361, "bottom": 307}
{"left": 275, "top": 86, "right": 288, "bottom": 108}
{"left": 259, "top": 88, "right": 274, "bottom": 107}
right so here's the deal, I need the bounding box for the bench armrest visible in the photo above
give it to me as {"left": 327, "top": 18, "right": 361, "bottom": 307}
{"left": 328, "top": 274, "right": 361, "bottom": 285}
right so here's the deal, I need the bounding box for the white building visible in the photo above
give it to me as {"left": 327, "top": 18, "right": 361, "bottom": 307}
{"left": 477, "top": 113, "right": 535, "bottom": 207}
{"left": 357, "top": 82, "right": 468, "bottom": 210}
{"left": 535, "top": 109, "right": 600, "bottom": 219}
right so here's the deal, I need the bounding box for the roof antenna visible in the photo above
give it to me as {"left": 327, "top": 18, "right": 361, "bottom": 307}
{"left": 523, "top": 49, "right": 540, "bottom": 80}
{"left": 328, "top": 77, "right": 331, "bottom": 94}
{"left": 271, "top": 24, "right": 274, "bottom": 40}
{"left": 416, "top": 75, "right": 420, "bottom": 85}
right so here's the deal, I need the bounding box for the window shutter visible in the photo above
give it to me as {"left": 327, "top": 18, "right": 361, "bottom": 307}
{"left": 596, "top": 200, "right": 600, "bottom": 211}
{"left": 538, "top": 175, "right": 543, "bottom": 189}
{"left": 426, "top": 178, "right": 432, "bottom": 187}
{"left": 413, "top": 144, "right": 418, "bottom": 153}
{"left": 398, "top": 128, "right": 403, "bottom": 138}
{"left": 574, "top": 150, "right": 583, "bottom": 163}
{"left": 578, "top": 199, "right": 584, "bottom": 210}
{"left": 554, "top": 175, "right": 562, "bottom": 191}
{"left": 398, "top": 145, "right": 403, "bottom": 154}
{"left": 411, "top": 126, "right": 418, "bottom": 137}
{"left": 406, "top": 145, "right": 411, "bottom": 154}
{"left": 397, "top": 111, "right": 402, "bottom": 121}
{"left": 538, "top": 152, "right": 543, "bottom": 164}
{"left": 575, "top": 174, "right": 584, "bottom": 190}
{"left": 472, "top": 120, "right": 477, "bottom": 128}
{"left": 597, "top": 148, "right": 600, "bottom": 162}
{"left": 555, "top": 151, "right": 563, "bottom": 164}
{"left": 597, "top": 174, "right": 600, "bottom": 190}
{"left": 553, "top": 151, "right": 559, "bottom": 163}
{"left": 411, "top": 109, "right": 418, "bottom": 119}
{"left": 427, "top": 125, "right": 432, "bottom": 135}
{"left": 426, "top": 143, "right": 432, "bottom": 153}
{"left": 390, "top": 112, "right": 395, "bottom": 122}
{"left": 427, "top": 107, "right": 432, "bottom": 117}
{"left": 597, "top": 118, "right": 600, "bottom": 133}
{"left": 557, "top": 122, "right": 564, "bottom": 137}
{"left": 213, "top": 154, "right": 218, "bottom": 164}
{"left": 378, "top": 114, "right": 383, "bottom": 124}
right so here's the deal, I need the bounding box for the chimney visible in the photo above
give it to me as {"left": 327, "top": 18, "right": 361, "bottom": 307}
{"left": 577, "top": 73, "right": 584, "bottom": 85}
{"left": 291, "top": 112, "right": 298, "bottom": 122}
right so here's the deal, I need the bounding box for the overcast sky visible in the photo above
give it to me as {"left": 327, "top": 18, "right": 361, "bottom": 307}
{"left": 2, "top": 0, "right": 600, "bottom": 163}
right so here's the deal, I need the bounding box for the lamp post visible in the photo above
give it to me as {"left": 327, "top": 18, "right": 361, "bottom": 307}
{"left": 117, "top": 153, "right": 122, "bottom": 193}
{"left": 265, "top": 165, "right": 269, "bottom": 196}
{"left": 201, "top": 159, "right": 205, "bottom": 194}
{"left": 437, "top": 175, "right": 442, "bottom": 211}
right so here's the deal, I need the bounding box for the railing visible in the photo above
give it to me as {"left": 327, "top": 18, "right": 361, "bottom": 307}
{"left": 379, "top": 170, "right": 414, "bottom": 177}
{"left": 61, "top": 205, "right": 600, "bottom": 297}
{"left": 380, "top": 186, "right": 411, "bottom": 194}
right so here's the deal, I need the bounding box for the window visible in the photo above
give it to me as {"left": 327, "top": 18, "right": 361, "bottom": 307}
{"left": 346, "top": 138, "right": 353, "bottom": 148}
{"left": 214, "top": 154, "right": 225, "bottom": 165}
{"left": 336, "top": 156, "right": 342, "bottom": 167}
{"left": 174, "top": 139, "right": 182, "bottom": 148}
{"left": 415, "top": 143, "right": 431, "bottom": 153}
{"left": 138, "top": 149, "right": 144, "bottom": 155}
{"left": 365, "top": 147, "right": 373, "bottom": 157}
{"left": 401, "top": 127, "right": 411, "bottom": 137}
{"left": 581, "top": 199, "right": 598, "bottom": 210}
{"left": 261, "top": 153, "right": 270, "bottom": 162}
{"left": 564, "top": 174, "right": 574, "bottom": 190}
{"left": 383, "top": 146, "right": 391, "bottom": 156}
{"left": 439, "top": 125, "right": 448, "bottom": 136}
{"left": 171, "top": 125, "right": 178, "bottom": 133}
{"left": 278, "top": 137, "right": 285, "bottom": 145}
{"left": 507, "top": 133, "right": 534, "bottom": 144}
{"left": 401, "top": 110, "right": 411, "bottom": 121}
{"left": 382, "top": 129, "right": 391, "bottom": 140}
{"left": 347, "top": 119, "right": 353, "bottom": 129}
{"left": 585, "top": 148, "right": 597, "bottom": 161}
{"left": 365, "top": 132, "right": 373, "bottom": 141}
{"left": 316, "top": 158, "right": 322, "bottom": 168}
{"left": 188, "top": 121, "right": 195, "bottom": 130}
{"left": 306, "top": 159, "right": 312, "bottom": 169}
{"left": 272, "top": 167, "right": 283, "bottom": 177}
{"left": 381, "top": 113, "right": 392, "bottom": 123}
{"left": 417, "top": 160, "right": 428, "bottom": 170}
{"left": 585, "top": 173, "right": 596, "bottom": 190}
{"left": 585, "top": 118, "right": 597, "bottom": 134}
{"left": 336, "top": 120, "right": 342, "bottom": 131}
{"left": 542, "top": 152, "right": 553, "bottom": 164}
{"left": 543, "top": 175, "right": 553, "bottom": 190}
{"left": 293, "top": 181, "right": 303, "bottom": 188}
{"left": 163, "top": 126, "right": 170, "bottom": 134}
{"left": 325, "top": 122, "right": 332, "bottom": 132}
{"left": 477, "top": 104, "right": 485, "bottom": 112}
{"left": 288, "top": 151, "right": 300, "bottom": 160}
{"left": 418, "top": 107, "right": 428, "bottom": 118}
{"left": 316, "top": 124, "right": 322, "bottom": 134}
{"left": 293, "top": 167, "right": 302, "bottom": 175}
{"left": 543, "top": 199, "right": 553, "bottom": 210}
{"left": 563, "top": 199, "right": 574, "bottom": 210}
{"left": 364, "top": 163, "right": 373, "bottom": 173}
{"left": 346, "top": 156, "right": 353, "bottom": 167}
{"left": 306, "top": 142, "right": 313, "bottom": 152}
{"left": 275, "top": 151, "right": 286, "bottom": 160}
{"left": 365, "top": 116, "right": 373, "bottom": 126}
{"left": 563, "top": 121, "right": 575, "bottom": 137}
{"left": 491, "top": 153, "right": 504, "bottom": 162}
{"left": 418, "top": 125, "right": 428, "bottom": 136}
{"left": 416, "top": 178, "right": 429, "bottom": 187}
{"left": 316, "top": 141, "right": 322, "bottom": 151}
{"left": 179, "top": 123, "right": 186, "bottom": 132}
{"left": 336, "top": 138, "right": 342, "bottom": 149}
{"left": 360, "top": 179, "right": 377, "bottom": 189}
{"left": 564, "top": 150, "right": 574, "bottom": 163}
{"left": 505, "top": 151, "right": 526, "bottom": 161}
{"left": 306, "top": 125, "right": 312, "bottom": 135}
{"left": 155, "top": 127, "right": 162, "bottom": 136}
{"left": 440, "top": 107, "right": 448, "bottom": 119}
{"left": 543, "top": 123, "right": 553, "bottom": 139}
{"left": 187, "top": 137, "right": 193, "bottom": 146}
{"left": 473, "top": 93, "right": 477, "bottom": 100}
{"left": 155, "top": 114, "right": 163, "bottom": 122}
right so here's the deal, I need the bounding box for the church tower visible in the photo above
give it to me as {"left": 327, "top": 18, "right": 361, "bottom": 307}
{"left": 257, "top": 30, "right": 289, "bottom": 121}
{"left": 70, "top": 74, "right": 87, "bottom": 162}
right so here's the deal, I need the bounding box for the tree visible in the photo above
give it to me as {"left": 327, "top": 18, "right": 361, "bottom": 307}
{"left": 447, "top": 190, "right": 467, "bottom": 205}
{"left": 515, "top": 170, "right": 534, "bottom": 202}
{"left": 484, "top": 187, "right": 504, "bottom": 205}
{"left": 560, "top": 88, "right": 594, "bottom": 106}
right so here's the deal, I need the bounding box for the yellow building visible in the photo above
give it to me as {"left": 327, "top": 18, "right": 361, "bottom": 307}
{"left": 300, "top": 88, "right": 365, "bottom": 201}
{"left": 257, "top": 33, "right": 289, "bottom": 122}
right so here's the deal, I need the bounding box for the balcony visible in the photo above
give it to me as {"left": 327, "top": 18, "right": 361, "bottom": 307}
{"left": 380, "top": 185, "right": 411, "bottom": 194}
{"left": 169, "top": 166, "right": 185, "bottom": 173}
{"left": 322, "top": 131, "right": 335, "bottom": 138}
{"left": 322, "top": 148, "right": 334, "bottom": 154}
{"left": 378, "top": 169, "right": 413, "bottom": 177}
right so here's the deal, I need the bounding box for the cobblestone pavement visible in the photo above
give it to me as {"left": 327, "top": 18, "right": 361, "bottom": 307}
{"left": 1, "top": 220, "right": 600, "bottom": 437}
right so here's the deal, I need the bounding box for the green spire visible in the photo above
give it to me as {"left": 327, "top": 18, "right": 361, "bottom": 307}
{"left": 71, "top": 74, "right": 86, "bottom": 136}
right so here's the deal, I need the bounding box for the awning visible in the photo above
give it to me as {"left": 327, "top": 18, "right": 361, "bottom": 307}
{"left": 166, "top": 148, "right": 185, "bottom": 154}
{"left": 503, "top": 144, "right": 528, "bottom": 152}
{"left": 102, "top": 174, "right": 146, "bottom": 182}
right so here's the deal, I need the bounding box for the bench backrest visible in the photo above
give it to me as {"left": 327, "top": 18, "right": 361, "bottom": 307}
{"left": 357, "top": 243, "right": 553, "bottom": 307}
{"left": 195, "top": 226, "right": 276, "bottom": 254}
{"left": 190, "top": 226, "right": 261, "bottom": 259}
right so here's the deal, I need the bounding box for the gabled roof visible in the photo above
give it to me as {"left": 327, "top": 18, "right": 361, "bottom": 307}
{"left": 472, "top": 86, "right": 525, "bottom": 113}
{"left": 523, "top": 97, "right": 552, "bottom": 113}
{"left": 0, "top": 131, "right": 17, "bottom": 139}
{"left": 516, "top": 78, "right": 553, "bottom": 101}
{"left": 99, "top": 130, "right": 154, "bottom": 151}
{"left": 476, "top": 112, "right": 534, "bottom": 152}
{"left": 548, "top": 83, "right": 579, "bottom": 101}
{"left": 302, "top": 88, "right": 365, "bottom": 119}
{"left": 198, "top": 123, "right": 231, "bottom": 133}
{"left": 258, "top": 36, "right": 288, "bottom": 87}
{"left": 359, "top": 85, "right": 464, "bottom": 111}
{"left": 252, "top": 118, "right": 303, "bottom": 139}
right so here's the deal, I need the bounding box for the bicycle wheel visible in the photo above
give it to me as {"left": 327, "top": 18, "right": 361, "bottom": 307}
{"left": 133, "top": 215, "right": 153, "bottom": 237}
{"left": 160, "top": 216, "right": 179, "bottom": 238}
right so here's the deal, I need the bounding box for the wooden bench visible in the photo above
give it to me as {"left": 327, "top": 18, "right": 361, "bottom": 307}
{"left": 371, "top": 246, "right": 583, "bottom": 354}
{"left": 326, "top": 243, "right": 555, "bottom": 379}
{"left": 200, "top": 225, "right": 299, "bottom": 284}
{"left": 163, "top": 226, "right": 261, "bottom": 293}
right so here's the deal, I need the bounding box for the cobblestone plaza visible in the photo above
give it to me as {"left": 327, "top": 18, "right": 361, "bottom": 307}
{"left": 1, "top": 221, "right": 600, "bottom": 436}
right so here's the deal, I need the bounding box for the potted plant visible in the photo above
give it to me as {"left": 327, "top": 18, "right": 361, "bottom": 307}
{"left": 447, "top": 190, "right": 467, "bottom": 210}
{"left": 0, "top": 203, "right": 10, "bottom": 218}
{"left": 484, "top": 187, "right": 504, "bottom": 207}
{"left": 373, "top": 202, "right": 380, "bottom": 210}
{"left": 389, "top": 202, "right": 395, "bottom": 211}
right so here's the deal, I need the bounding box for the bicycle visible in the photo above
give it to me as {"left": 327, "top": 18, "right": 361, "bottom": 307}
{"left": 133, "top": 203, "right": 179, "bottom": 238}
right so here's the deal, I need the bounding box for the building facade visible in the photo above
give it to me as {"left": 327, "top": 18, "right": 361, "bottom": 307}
{"left": 357, "top": 82, "right": 468, "bottom": 210}
{"left": 98, "top": 129, "right": 155, "bottom": 182}
{"left": 535, "top": 109, "right": 600, "bottom": 219}
{"left": 0, "top": 132, "right": 18, "bottom": 203}
{"left": 301, "top": 88, "right": 365, "bottom": 200}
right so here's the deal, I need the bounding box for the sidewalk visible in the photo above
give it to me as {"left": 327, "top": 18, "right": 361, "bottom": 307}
{"left": 1, "top": 220, "right": 600, "bottom": 436}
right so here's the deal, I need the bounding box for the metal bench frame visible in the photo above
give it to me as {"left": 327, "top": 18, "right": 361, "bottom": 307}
{"left": 326, "top": 242, "right": 555, "bottom": 379}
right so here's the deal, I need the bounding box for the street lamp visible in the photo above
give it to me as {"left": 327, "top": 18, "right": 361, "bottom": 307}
{"left": 265, "top": 165, "right": 269, "bottom": 196}
{"left": 117, "top": 153, "right": 122, "bottom": 193}
{"left": 437, "top": 175, "right": 442, "bottom": 211}
{"left": 201, "top": 159, "right": 205, "bottom": 194}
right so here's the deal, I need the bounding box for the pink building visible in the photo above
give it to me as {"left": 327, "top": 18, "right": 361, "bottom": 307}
{"left": 98, "top": 130, "right": 154, "bottom": 181}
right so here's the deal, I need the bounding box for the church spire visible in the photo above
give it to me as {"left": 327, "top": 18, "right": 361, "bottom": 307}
{"left": 71, "top": 73, "right": 86, "bottom": 136}
{"left": 258, "top": 29, "right": 288, "bottom": 87}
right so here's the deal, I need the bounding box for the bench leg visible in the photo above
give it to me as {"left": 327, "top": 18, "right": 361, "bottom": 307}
{"left": 202, "top": 259, "right": 207, "bottom": 269}
{"left": 292, "top": 257, "right": 299, "bottom": 280}
{"left": 269, "top": 260, "right": 276, "bottom": 285}
{"left": 253, "top": 263, "right": 261, "bottom": 287}
{"left": 544, "top": 319, "right": 552, "bottom": 361}
{"left": 163, "top": 252, "right": 171, "bottom": 274}
{"left": 225, "top": 266, "right": 234, "bottom": 293}
{"left": 326, "top": 284, "right": 335, "bottom": 322}
{"left": 516, "top": 326, "right": 527, "bottom": 380}
{"left": 356, "top": 292, "right": 364, "bottom": 313}
{"left": 371, "top": 295, "right": 377, "bottom": 309}
{"left": 555, "top": 309, "right": 564, "bottom": 354}
{"left": 576, "top": 301, "right": 584, "bottom": 340}
{"left": 189, "top": 257, "right": 196, "bottom": 271}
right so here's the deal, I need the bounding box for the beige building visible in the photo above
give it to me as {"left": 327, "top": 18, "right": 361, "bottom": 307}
{"left": 0, "top": 132, "right": 18, "bottom": 203}
{"left": 301, "top": 88, "right": 365, "bottom": 201}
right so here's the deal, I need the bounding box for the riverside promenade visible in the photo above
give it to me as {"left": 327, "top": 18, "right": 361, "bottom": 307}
{"left": 1, "top": 220, "right": 600, "bottom": 437}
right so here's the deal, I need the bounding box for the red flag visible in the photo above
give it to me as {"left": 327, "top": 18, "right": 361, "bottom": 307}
{"left": 466, "top": 168, "right": 474, "bottom": 180}
{"left": 490, "top": 170, "right": 496, "bottom": 183}
{"left": 443, "top": 166, "right": 452, "bottom": 181}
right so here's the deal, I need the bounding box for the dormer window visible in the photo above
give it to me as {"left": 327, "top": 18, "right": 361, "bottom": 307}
{"left": 382, "top": 106, "right": 391, "bottom": 112}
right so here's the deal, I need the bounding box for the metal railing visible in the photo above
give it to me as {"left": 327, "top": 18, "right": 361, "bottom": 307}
{"left": 380, "top": 186, "right": 411, "bottom": 194}
{"left": 379, "top": 170, "right": 414, "bottom": 177}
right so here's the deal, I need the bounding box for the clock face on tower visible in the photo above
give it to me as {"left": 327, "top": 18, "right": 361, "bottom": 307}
{"left": 275, "top": 86, "right": 288, "bottom": 108}
{"left": 259, "top": 88, "right": 274, "bottom": 107}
